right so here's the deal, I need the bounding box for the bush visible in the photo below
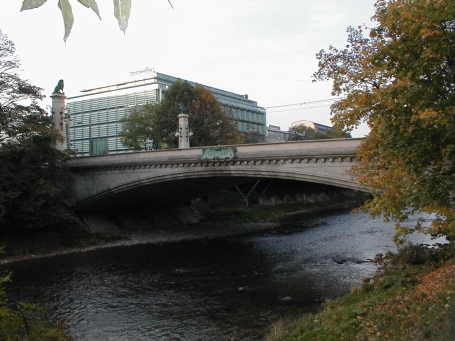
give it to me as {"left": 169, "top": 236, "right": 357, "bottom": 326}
{"left": 0, "top": 249, "right": 72, "bottom": 340}
{"left": 392, "top": 242, "right": 454, "bottom": 267}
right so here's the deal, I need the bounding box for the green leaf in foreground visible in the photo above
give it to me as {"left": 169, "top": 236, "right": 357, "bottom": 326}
{"left": 113, "top": 0, "right": 131, "bottom": 34}
{"left": 78, "top": 0, "right": 102, "bottom": 19}
{"left": 58, "top": 0, "right": 74, "bottom": 43}
{"left": 20, "top": 0, "right": 176, "bottom": 42}
{"left": 20, "top": 0, "right": 48, "bottom": 11}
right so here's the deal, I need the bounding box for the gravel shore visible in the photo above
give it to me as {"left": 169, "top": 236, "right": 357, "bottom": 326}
{"left": 0, "top": 222, "right": 281, "bottom": 265}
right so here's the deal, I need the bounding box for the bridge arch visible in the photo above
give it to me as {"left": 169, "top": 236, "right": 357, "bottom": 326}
{"left": 68, "top": 138, "right": 368, "bottom": 210}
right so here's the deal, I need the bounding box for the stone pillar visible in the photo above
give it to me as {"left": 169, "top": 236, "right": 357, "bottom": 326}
{"left": 176, "top": 113, "right": 192, "bottom": 149}
{"left": 50, "top": 93, "right": 67, "bottom": 151}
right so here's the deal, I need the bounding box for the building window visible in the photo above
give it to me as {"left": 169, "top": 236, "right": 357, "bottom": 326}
{"left": 90, "top": 138, "right": 108, "bottom": 155}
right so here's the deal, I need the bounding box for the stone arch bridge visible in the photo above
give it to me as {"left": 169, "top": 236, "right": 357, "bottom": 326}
{"left": 67, "top": 138, "right": 368, "bottom": 211}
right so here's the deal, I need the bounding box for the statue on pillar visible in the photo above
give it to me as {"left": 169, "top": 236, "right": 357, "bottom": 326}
{"left": 53, "top": 79, "right": 65, "bottom": 94}
{"left": 51, "top": 80, "right": 67, "bottom": 151}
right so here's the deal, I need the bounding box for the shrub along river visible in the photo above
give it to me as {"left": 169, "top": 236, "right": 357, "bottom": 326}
{"left": 4, "top": 210, "right": 436, "bottom": 340}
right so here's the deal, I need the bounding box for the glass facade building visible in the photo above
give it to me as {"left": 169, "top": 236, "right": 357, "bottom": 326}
{"left": 66, "top": 72, "right": 266, "bottom": 155}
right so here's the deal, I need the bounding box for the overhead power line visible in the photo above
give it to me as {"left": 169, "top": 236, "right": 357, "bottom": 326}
{"left": 265, "top": 98, "right": 342, "bottom": 110}
{"left": 267, "top": 104, "right": 333, "bottom": 114}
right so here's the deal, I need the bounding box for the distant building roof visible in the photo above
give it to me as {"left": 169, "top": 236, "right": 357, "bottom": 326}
{"left": 266, "top": 125, "right": 292, "bottom": 143}
{"left": 291, "top": 120, "right": 332, "bottom": 132}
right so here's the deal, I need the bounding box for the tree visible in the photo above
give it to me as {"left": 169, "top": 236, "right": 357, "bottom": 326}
{"left": 189, "top": 86, "right": 243, "bottom": 147}
{"left": 243, "top": 123, "right": 265, "bottom": 144}
{"left": 152, "top": 80, "right": 243, "bottom": 149}
{"left": 119, "top": 103, "right": 159, "bottom": 151}
{"left": 313, "top": 0, "right": 455, "bottom": 243}
{"left": 0, "top": 33, "right": 44, "bottom": 143}
{"left": 153, "top": 80, "right": 195, "bottom": 148}
{"left": 19, "top": 0, "right": 174, "bottom": 42}
{"left": 287, "top": 125, "right": 351, "bottom": 141}
{"left": 0, "top": 31, "right": 74, "bottom": 230}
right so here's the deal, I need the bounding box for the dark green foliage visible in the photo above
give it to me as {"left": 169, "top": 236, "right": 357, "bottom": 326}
{"left": 154, "top": 80, "right": 196, "bottom": 148}
{"left": 119, "top": 103, "right": 159, "bottom": 150}
{"left": 1, "top": 138, "right": 74, "bottom": 230}
{"left": 287, "top": 125, "right": 351, "bottom": 141}
{"left": 0, "top": 31, "right": 74, "bottom": 230}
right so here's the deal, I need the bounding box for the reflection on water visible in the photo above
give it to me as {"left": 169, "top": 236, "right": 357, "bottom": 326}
{"left": 4, "top": 211, "right": 435, "bottom": 340}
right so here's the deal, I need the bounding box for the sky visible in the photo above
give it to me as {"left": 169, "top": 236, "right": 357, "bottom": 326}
{"left": 0, "top": 0, "right": 376, "bottom": 137}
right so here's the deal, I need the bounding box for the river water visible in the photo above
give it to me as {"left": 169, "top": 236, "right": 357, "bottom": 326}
{"left": 4, "top": 210, "right": 435, "bottom": 340}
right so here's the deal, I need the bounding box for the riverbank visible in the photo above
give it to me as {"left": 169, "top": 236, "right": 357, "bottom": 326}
{"left": 0, "top": 192, "right": 368, "bottom": 264}
{"left": 0, "top": 222, "right": 279, "bottom": 265}
{"left": 266, "top": 244, "right": 454, "bottom": 341}
{"left": 2, "top": 195, "right": 452, "bottom": 341}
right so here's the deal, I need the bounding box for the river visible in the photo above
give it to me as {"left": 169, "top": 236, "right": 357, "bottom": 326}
{"left": 3, "top": 210, "right": 435, "bottom": 340}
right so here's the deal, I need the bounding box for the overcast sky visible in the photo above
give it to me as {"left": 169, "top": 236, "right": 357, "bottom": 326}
{"left": 1, "top": 0, "right": 376, "bottom": 137}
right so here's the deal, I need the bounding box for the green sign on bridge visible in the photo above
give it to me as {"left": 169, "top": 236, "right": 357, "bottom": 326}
{"left": 200, "top": 146, "right": 237, "bottom": 160}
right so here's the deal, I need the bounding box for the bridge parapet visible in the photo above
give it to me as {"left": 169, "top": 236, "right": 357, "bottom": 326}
{"left": 69, "top": 155, "right": 356, "bottom": 173}
{"left": 67, "top": 138, "right": 362, "bottom": 169}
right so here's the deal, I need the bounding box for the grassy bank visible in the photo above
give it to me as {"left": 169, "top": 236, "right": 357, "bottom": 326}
{"left": 266, "top": 244, "right": 454, "bottom": 341}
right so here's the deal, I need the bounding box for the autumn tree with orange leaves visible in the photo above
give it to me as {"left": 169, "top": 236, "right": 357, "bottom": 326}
{"left": 313, "top": 0, "right": 455, "bottom": 244}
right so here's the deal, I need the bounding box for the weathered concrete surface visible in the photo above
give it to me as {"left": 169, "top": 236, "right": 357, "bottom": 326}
{"left": 78, "top": 205, "right": 205, "bottom": 233}
{"left": 67, "top": 138, "right": 368, "bottom": 211}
